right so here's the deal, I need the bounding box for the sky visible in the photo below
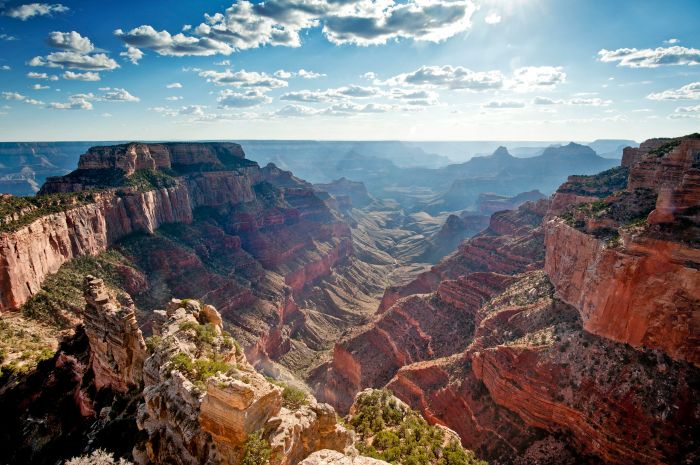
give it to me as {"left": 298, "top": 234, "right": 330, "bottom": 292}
{"left": 0, "top": 0, "right": 698, "bottom": 142}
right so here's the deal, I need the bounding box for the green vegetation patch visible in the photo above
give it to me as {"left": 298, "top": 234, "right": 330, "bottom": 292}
{"left": 169, "top": 351, "right": 232, "bottom": 388}
{"left": 241, "top": 430, "right": 271, "bottom": 465}
{"left": 21, "top": 250, "right": 137, "bottom": 328}
{"left": 267, "top": 378, "right": 310, "bottom": 410}
{"left": 121, "top": 169, "right": 178, "bottom": 192}
{"left": 0, "top": 191, "right": 96, "bottom": 233}
{"left": 0, "top": 314, "right": 57, "bottom": 378}
{"left": 558, "top": 166, "right": 629, "bottom": 198}
{"left": 349, "top": 389, "right": 486, "bottom": 465}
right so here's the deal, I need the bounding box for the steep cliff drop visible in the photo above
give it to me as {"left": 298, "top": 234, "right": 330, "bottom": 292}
{"left": 0, "top": 142, "right": 389, "bottom": 381}
{"left": 314, "top": 134, "right": 700, "bottom": 464}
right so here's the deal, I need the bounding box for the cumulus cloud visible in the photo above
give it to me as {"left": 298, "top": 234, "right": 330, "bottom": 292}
{"left": 482, "top": 100, "right": 525, "bottom": 109}
{"left": 390, "top": 88, "right": 439, "bottom": 106}
{"left": 166, "top": 82, "right": 183, "bottom": 88}
{"left": 670, "top": 103, "right": 700, "bottom": 118}
{"left": 116, "top": 1, "right": 476, "bottom": 60}
{"left": 25, "top": 98, "right": 44, "bottom": 105}
{"left": 218, "top": 89, "right": 272, "bottom": 108}
{"left": 280, "top": 85, "right": 382, "bottom": 102}
{"left": 63, "top": 70, "right": 100, "bottom": 81}
{"left": 198, "top": 69, "right": 287, "bottom": 89}
{"left": 30, "top": 32, "right": 119, "bottom": 71}
{"left": 166, "top": 96, "right": 183, "bottom": 101}
{"left": 179, "top": 104, "right": 207, "bottom": 116}
{"left": 324, "top": 102, "right": 393, "bottom": 116}
{"left": 4, "top": 3, "right": 68, "bottom": 20}
{"left": 27, "top": 71, "right": 59, "bottom": 80}
{"left": 568, "top": 97, "right": 611, "bottom": 106}
{"left": 0, "top": 65, "right": 10, "bottom": 71}
{"left": 31, "top": 84, "right": 49, "bottom": 90}
{"left": 598, "top": 46, "right": 700, "bottom": 68}
{"left": 2, "top": 92, "right": 26, "bottom": 101}
{"left": 385, "top": 65, "right": 505, "bottom": 90}
{"left": 484, "top": 11, "right": 501, "bottom": 24}
{"left": 46, "top": 31, "right": 94, "bottom": 53}
{"left": 273, "top": 104, "right": 322, "bottom": 117}
{"left": 101, "top": 87, "right": 140, "bottom": 102}
{"left": 120, "top": 46, "right": 144, "bottom": 64}
{"left": 298, "top": 69, "right": 324, "bottom": 79}
{"left": 533, "top": 96, "right": 560, "bottom": 105}
{"left": 29, "top": 51, "right": 119, "bottom": 70}
{"left": 647, "top": 82, "right": 700, "bottom": 100}
{"left": 508, "top": 66, "right": 566, "bottom": 91}
{"left": 0, "top": 33, "right": 17, "bottom": 41}
{"left": 115, "top": 25, "right": 233, "bottom": 58}
{"left": 49, "top": 93, "right": 94, "bottom": 110}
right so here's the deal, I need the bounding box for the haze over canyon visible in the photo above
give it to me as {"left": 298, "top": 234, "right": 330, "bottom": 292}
{"left": 0, "top": 1, "right": 698, "bottom": 465}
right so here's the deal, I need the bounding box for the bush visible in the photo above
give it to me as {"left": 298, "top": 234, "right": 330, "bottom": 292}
{"left": 65, "top": 449, "right": 133, "bottom": 465}
{"left": 241, "top": 430, "right": 271, "bottom": 465}
{"left": 267, "top": 379, "right": 309, "bottom": 410}
{"left": 169, "top": 351, "right": 231, "bottom": 388}
{"left": 349, "top": 390, "right": 486, "bottom": 465}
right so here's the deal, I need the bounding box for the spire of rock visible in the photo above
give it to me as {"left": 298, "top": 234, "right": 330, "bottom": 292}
{"left": 82, "top": 275, "right": 147, "bottom": 393}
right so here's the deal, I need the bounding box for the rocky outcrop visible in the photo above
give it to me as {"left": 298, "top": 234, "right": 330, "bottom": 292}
{"left": 134, "top": 300, "right": 352, "bottom": 465}
{"left": 389, "top": 271, "right": 700, "bottom": 465}
{"left": 314, "top": 178, "right": 373, "bottom": 209}
{"left": 546, "top": 134, "right": 700, "bottom": 366}
{"left": 299, "top": 450, "right": 389, "bottom": 465}
{"left": 82, "top": 276, "right": 146, "bottom": 393}
{"left": 475, "top": 189, "right": 545, "bottom": 216}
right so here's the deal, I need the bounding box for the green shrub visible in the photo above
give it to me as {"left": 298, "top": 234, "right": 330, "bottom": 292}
{"left": 241, "top": 430, "right": 271, "bottom": 465}
{"left": 267, "top": 379, "right": 309, "bottom": 410}
{"left": 168, "top": 351, "right": 231, "bottom": 388}
{"left": 349, "top": 390, "right": 486, "bottom": 465}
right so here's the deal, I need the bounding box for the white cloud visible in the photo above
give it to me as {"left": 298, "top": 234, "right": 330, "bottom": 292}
{"left": 114, "top": 25, "right": 233, "bottom": 58}
{"left": 324, "top": 102, "right": 394, "bottom": 116}
{"left": 361, "top": 71, "right": 377, "bottom": 80}
{"left": 598, "top": 46, "right": 700, "bottom": 68}
{"left": 533, "top": 96, "right": 560, "bottom": 105}
{"left": 179, "top": 104, "right": 206, "bottom": 116}
{"left": 27, "top": 71, "right": 58, "bottom": 80}
{"left": 101, "top": 112, "right": 112, "bottom": 117}
{"left": 273, "top": 104, "right": 322, "bottom": 118}
{"left": 63, "top": 70, "right": 100, "bottom": 81}
{"left": 385, "top": 65, "right": 505, "bottom": 90}
{"left": 31, "top": 84, "right": 49, "bottom": 90}
{"left": 46, "top": 31, "right": 94, "bottom": 53}
{"left": 484, "top": 11, "right": 501, "bottom": 24}
{"left": 166, "top": 82, "right": 183, "bottom": 88}
{"left": 670, "top": 104, "right": 700, "bottom": 119}
{"left": 1, "top": 65, "right": 10, "bottom": 71}
{"left": 214, "top": 60, "right": 231, "bottom": 66}
{"left": 0, "top": 33, "right": 18, "bottom": 41}
{"left": 482, "top": 100, "right": 525, "bottom": 109}
{"left": 274, "top": 69, "right": 294, "bottom": 79}
{"left": 280, "top": 85, "right": 382, "bottom": 102}
{"left": 4, "top": 3, "right": 68, "bottom": 21}
{"left": 2, "top": 92, "right": 26, "bottom": 101}
{"left": 120, "top": 46, "right": 144, "bottom": 64}
{"left": 30, "top": 32, "right": 119, "bottom": 71}
{"left": 102, "top": 88, "right": 140, "bottom": 102}
{"left": 166, "top": 96, "right": 183, "bottom": 101}
{"left": 390, "top": 88, "right": 439, "bottom": 106}
{"left": 116, "top": 1, "right": 477, "bottom": 58}
{"left": 25, "top": 98, "right": 44, "bottom": 105}
{"left": 198, "top": 69, "right": 287, "bottom": 89}
{"left": 568, "top": 97, "right": 611, "bottom": 106}
{"left": 49, "top": 93, "right": 94, "bottom": 110}
{"left": 298, "top": 69, "right": 325, "bottom": 79}
{"left": 664, "top": 38, "right": 679, "bottom": 45}
{"left": 218, "top": 89, "right": 272, "bottom": 108}
{"left": 508, "top": 66, "right": 566, "bottom": 91}
{"left": 647, "top": 82, "right": 700, "bottom": 100}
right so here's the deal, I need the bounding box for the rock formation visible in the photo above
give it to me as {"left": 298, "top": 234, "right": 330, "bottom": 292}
{"left": 82, "top": 275, "right": 146, "bottom": 392}
{"left": 313, "top": 134, "right": 700, "bottom": 464}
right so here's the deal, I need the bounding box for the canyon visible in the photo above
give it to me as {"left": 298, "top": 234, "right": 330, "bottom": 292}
{"left": 0, "top": 136, "right": 697, "bottom": 465}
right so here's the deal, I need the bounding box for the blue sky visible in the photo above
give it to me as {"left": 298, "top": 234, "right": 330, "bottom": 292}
{"left": 0, "top": 0, "right": 698, "bottom": 141}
